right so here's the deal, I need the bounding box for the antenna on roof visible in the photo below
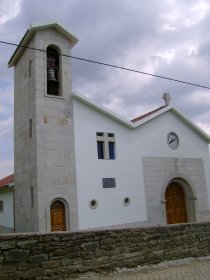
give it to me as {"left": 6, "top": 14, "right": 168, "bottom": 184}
{"left": 163, "top": 93, "right": 171, "bottom": 106}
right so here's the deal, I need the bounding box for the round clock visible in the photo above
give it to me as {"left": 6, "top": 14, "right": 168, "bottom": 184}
{"left": 167, "top": 132, "right": 179, "bottom": 150}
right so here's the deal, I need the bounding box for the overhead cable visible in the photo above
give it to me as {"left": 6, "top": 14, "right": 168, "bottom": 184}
{"left": 1, "top": 39, "right": 210, "bottom": 90}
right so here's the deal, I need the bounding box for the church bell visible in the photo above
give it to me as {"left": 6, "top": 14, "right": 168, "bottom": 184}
{"left": 47, "top": 69, "right": 57, "bottom": 81}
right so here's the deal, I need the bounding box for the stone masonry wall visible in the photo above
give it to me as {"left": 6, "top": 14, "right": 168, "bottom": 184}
{"left": 142, "top": 157, "right": 209, "bottom": 225}
{"left": 1, "top": 222, "right": 210, "bottom": 279}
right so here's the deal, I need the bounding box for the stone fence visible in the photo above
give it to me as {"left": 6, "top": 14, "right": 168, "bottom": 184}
{"left": 1, "top": 222, "right": 210, "bottom": 279}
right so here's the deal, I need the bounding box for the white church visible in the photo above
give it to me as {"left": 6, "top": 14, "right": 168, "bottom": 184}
{"left": 1, "top": 23, "right": 210, "bottom": 233}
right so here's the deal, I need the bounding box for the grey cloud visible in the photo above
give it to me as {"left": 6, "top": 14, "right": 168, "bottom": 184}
{"left": 1, "top": 0, "right": 210, "bottom": 128}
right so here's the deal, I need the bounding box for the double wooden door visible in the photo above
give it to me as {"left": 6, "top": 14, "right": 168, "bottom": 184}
{"left": 50, "top": 200, "right": 66, "bottom": 231}
{"left": 165, "top": 183, "right": 187, "bottom": 224}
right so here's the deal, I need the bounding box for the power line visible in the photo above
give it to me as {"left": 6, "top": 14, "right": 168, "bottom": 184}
{"left": 1, "top": 39, "right": 210, "bottom": 90}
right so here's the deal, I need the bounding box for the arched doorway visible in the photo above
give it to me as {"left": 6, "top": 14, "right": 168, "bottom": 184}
{"left": 165, "top": 182, "right": 187, "bottom": 224}
{"left": 50, "top": 200, "right": 66, "bottom": 231}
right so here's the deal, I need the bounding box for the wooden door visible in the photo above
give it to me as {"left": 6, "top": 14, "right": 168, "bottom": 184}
{"left": 165, "top": 183, "right": 187, "bottom": 224}
{"left": 50, "top": 200, "right": 66, "bottom": 231}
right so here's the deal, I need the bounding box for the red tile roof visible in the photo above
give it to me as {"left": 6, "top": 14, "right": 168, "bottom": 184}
{"left": 0, "top": 174, "right": 14, "bottom": 189}
{"left": 131, "top": 105, "right": 166, "bottom": 123}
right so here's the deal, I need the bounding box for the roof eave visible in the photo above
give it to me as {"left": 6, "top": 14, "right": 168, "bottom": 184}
{"left": 132, "top": 106, "right": 172, "bottom": 127}
{"left": 170, "top": 108, "right": 210, "bottom": 144}
{"left": 127, "top": 106, "right": 210, "bottom": 143}
{"left": 8, "top": 22, "right": 78, "bottom": 67}
{"left": 0, "top": 184, "right": 14, "bottom": 191}
{"left": 8, "top": 29, "right": 30, "bottom": 67}
{"left": 73, "top": 93, "right": 134, "bottom": 128}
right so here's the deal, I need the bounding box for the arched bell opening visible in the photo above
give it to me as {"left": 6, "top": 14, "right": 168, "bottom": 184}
{"left": 46, "top": 46, "right": 60, "bottom": 96}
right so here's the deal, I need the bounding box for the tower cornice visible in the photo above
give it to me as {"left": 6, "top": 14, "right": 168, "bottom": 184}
{"left": 8, "top": 22, "right": 78, "bottom": 67}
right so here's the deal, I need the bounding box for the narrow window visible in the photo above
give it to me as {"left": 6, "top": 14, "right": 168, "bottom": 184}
{"left": 109, "top": 142, "right": 115, "bottom": 159}
{"left": 29, "top": 60, "right": 31, "bottom": 77}
{"left": 96, "top": 132, "right": 116, "bottom": 159}
{"left": 29, "top": 119, "right": 32, "bottom": 138}
{"left": 0, "top": 201, "right": 3, "bottom": 212}
{"left": 31, "top": 186, "right": 34, "bottom": 207}
{"left": 47, "top": 47, "right": 59, "bottom": 96}
{"left": 97, "top": 141, "right": 104, "bottom": 159}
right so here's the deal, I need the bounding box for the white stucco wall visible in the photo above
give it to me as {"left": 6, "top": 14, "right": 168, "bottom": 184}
{"left": 73, "top": 99, "right": 210, "bottom": 229}
{"left": 74, "top": 100, "right": 147, "bottom": 229}
{"left": 0, "top": 189, "right": 14, "bottom": 231}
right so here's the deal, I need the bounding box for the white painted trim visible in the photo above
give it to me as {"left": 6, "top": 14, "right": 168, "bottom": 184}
{"left": 73, "top": 93, "right": 210, "bottom": 143}
{"left": 73, "top": 93, "right": 134, "bottom": 128}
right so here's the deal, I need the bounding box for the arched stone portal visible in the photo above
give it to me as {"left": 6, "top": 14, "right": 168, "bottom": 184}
{"left": 50, "top": 200, "right": 66, "bottom": 231}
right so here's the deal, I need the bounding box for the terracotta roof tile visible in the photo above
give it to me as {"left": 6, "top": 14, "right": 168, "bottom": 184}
{"left": 131, "top": 105, "right": 166, "bottom": 123}
{"left": 0, "top": 174, "right": 14, "bottom": 189}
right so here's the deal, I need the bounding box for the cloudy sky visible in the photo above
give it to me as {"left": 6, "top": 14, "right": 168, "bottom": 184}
{"left": 0, "top": 0, "right": 210, "bottom": 178}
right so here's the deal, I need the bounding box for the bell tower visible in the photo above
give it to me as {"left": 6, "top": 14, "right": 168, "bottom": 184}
{"left": 8, "top": 23, "right": 79, "bottom": 232}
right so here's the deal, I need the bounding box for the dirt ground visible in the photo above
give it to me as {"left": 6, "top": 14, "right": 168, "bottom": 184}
{"left": 70, "top": 256, "right": 210, "bottom": 280}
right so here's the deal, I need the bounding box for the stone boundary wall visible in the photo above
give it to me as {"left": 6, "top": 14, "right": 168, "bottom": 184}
{"left": 1, "top": 222, "right": 210, "bottom": 279}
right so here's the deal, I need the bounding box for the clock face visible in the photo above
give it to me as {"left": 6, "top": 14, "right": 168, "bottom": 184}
{"left": 167, "top": 132, "right": 179, "bottom": 150}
